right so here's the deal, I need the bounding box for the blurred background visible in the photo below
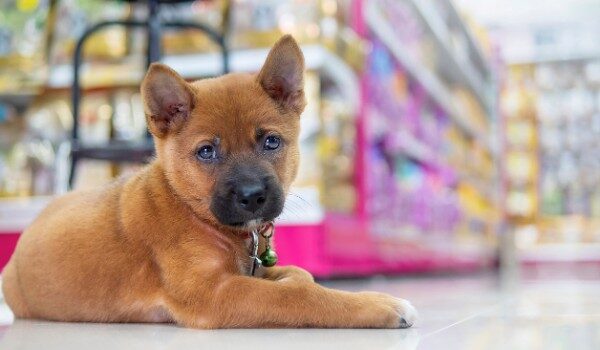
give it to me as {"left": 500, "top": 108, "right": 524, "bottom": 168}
{"left": 3, "top": 1, "right": 600, "bottom": 348}
{"left": 0, "top": 0, "right": 600, "bottom": 279}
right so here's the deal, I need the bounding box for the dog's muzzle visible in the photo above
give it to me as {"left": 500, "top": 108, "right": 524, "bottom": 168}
{"left": 210, "top": 163, "right": 285, "bottom": 227}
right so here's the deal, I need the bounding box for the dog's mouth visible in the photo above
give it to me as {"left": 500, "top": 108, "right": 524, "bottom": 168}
{"left": 211, "top": 201, "right": 284, "bottom": 231}
{"left": 228, "top": 219, "right": 265, "bottom": 231}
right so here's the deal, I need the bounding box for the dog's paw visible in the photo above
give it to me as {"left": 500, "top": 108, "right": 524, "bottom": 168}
{"left": 393, "top": 298, "right": 418, "bottom": 328}
{"left": 359, "top": 292, "right": 418, "bottom": 329}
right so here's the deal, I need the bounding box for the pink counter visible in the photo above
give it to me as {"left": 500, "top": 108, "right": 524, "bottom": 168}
{"left": 0, "top": 234, "right": 19, "bottom": 271}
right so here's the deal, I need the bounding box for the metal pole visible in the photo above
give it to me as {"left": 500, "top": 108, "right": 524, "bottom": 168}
{"left": 146, "top": 0, "right": 162, "bottom": 67}
{"left": 70, "top": 20, "right": 146, "bottom": 187}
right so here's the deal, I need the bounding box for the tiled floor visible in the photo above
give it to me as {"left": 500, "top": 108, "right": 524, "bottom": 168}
{"left": 1, "top": 267, "right": 599, "bottom": 349}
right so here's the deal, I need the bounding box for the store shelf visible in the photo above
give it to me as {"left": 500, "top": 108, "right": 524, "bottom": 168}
{"left": 384, "top": 124, "right": 447, "bottom": 168}
{"left": 444, "top": 0, "right": 491, "bottom": 76}
{"left": 0, "top": 91, "right": 40, "bottom": 111}
{"left": 47, "top": 45, "right": 360, "bottom": 114}
{"left": 170, "top": 45, "right": 360, "bottom": 115}
{"left": 365, "top": 0, "right": 495, "bottom": 155}
{"left": 519, "top": 243, "right": 600, "bottom": 262}
{"left": 372, "top": 104, "right": 498, "bottom": 204}
{"left": 408, "top": 0, "right": 490, "bottom": 113}
{"left": 458, "top": 171, "right": 498, "bottom": 205}
{"left": 507, "top": 51, "right": 600, "bottom": 65}
{"left": 394, "top": 129, "right": 440, "bottom": 166}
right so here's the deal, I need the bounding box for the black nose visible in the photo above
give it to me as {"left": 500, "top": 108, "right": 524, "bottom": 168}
{"left": 235, "top": 183, "right": 267, "bottom": 213}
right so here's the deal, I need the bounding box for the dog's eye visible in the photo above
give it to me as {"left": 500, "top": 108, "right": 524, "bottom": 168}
{"left": 264, "top": 136, "right": 281, "bottom": 150}
{"left": 197, "top": 145, "right": 217, "bottom": 160}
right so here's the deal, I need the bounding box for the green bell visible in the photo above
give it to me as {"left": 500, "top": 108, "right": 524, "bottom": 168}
{"left": 259, "top": 247, "right": 278, "bottom": 267}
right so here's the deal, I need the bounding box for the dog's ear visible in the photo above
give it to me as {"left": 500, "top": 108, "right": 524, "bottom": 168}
{"left": 257, "top": 35, "right": 306, "bottom": 114}
{"left": 141, "top": 63, "right": 195, "bottom": 137}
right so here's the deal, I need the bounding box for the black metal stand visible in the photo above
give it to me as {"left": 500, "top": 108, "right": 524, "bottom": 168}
{"left": 69, "top": 0, "right": 229, "bottom": 188}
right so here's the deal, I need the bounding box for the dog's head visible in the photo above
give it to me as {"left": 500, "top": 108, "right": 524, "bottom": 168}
{"left": 141, "top": 35, "right": 305, "bottom": 230}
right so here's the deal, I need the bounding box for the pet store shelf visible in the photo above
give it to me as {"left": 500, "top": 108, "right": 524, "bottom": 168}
{"left": 519, "top": 243, "right": 600, "bottom": 262}
{"left": 168, "top": 45, "right": 359, "bottom": 114}
{"left": 373, "top": 107, "right": 448, "bottom": 167}
{"left": 444, "top": 0, "right": 491, "bottom": 74}
{"left": 384, "top": 127, "right": 496, "bottom": 204}
{"left": 365, "top": 0, "right": 494, "bottom": 155}
{"left": 408, "top": 0, "right": 491, "bottom": 112}
{"left": 371, "top": 107, "right": 498, "bottom": 206}
{"left": 47, "top": 45, "right": 360, "bottom": 114}
{"left": 0, "top": 91, "right": 40, "bottom": 111}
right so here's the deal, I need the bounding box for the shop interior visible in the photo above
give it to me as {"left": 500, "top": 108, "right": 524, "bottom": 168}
{"left": 1, "top": 0, "right": 600, "bottom": 348}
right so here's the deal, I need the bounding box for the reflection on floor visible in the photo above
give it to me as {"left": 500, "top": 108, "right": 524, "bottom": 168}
{"left": 1, "top": 265, "right": 599, "bottom": 350}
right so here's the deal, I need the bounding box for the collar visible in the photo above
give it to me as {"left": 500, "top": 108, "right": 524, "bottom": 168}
{"left": 248, "top": 221, "right": 275, "bottom": 276}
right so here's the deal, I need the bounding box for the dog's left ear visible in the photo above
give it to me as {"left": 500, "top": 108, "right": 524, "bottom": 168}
{"left": 141, "top": 63, "right": 195, "bottom": 138}
{"left": 257, "top": 35, "right": 306, "bottom": 114}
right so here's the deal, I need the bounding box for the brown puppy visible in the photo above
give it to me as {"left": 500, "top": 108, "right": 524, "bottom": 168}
{"left": 1, "top": 35, "right": 417, "bottom": 328}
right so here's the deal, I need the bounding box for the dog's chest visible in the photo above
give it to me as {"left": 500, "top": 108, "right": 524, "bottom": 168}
{"left": 211, "top": 233, "right": 263, "bottom": 277}
{"left": 232, "top": 236, "right": 267, "bottom": 277}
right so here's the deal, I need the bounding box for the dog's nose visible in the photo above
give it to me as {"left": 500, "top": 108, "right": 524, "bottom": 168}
{"left": 235, "top": 183, "right": 267, "bottom": 213}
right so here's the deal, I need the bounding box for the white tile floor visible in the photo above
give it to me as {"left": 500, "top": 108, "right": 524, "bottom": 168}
{"left": 1, "top": 266, "right": 599, "bottom": 349}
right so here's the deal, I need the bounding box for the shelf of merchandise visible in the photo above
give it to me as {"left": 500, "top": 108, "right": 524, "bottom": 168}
{"left": 505, "top": 60, "right": 600, "bottom": 264}
{"left": 0, "top": 91, "right": 40, "bottom": 112}
{"left": 348, "top": 0, "right": 498, "bottom": 275}
{"left": 364, "top": 0, "right": 495, "bottom": 156}
{"left": 379, "top": 114, "right": 494, "bottom": 201}
{"left": 389, "top": 127, "right": 496, "bottom": 204}
{"left": 372, "top": 108, "right": 443, "bottom": 166}
{"left": 47, "top": 45, "right": 360, "bottom": 116}
{"left": 408, "top": 0, "right": 490, "bottom": 112}
{"left": 443, "top": 0, "right": 491, "bottom": 75}
{"left": 519, "top": 243, "right": 600, "bottom": 263}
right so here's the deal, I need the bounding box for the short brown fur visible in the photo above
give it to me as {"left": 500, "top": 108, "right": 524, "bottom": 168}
{"left": 2, "top": 35, "right": 416, "bottom": 328}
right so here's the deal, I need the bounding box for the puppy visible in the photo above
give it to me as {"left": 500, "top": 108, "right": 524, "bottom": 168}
{"left": 2, "top": 35, "right": 417, "bottom": 328}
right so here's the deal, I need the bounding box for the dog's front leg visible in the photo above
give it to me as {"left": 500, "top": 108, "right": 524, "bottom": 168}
{"left": 163, "top": 273, "right": 416, "bottom": 329}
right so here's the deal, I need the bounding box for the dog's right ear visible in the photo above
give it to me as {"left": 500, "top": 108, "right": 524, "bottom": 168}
{"left": 141, "top": 63, "right": 195, "bottom": 138}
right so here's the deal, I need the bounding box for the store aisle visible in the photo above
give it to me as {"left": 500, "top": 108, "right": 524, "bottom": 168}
{"left": 1, "top": 269, "right": 598, "bottom": 350}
